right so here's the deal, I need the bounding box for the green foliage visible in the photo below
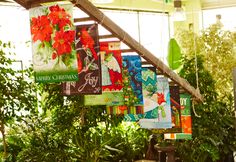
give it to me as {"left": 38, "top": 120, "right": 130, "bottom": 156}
{"left": 176, "top": 25, "right": 236, "bottom": 101}
{"left": 200, "top": 24, "right": 236, "bottom": 101}
{"left": 13, "top": 115, "right": 149, "bottom": 162}
{"left": 175, "top": 26, "right": 236, "bottom": 162}
{"left": 179, "top": 55, "right": 217, "bottom": 102}
{"left": 8, "top": 82, "right": 150, "bottom": 162}
{"left": 0, "top": 40, "right": 39, "bottom": 160}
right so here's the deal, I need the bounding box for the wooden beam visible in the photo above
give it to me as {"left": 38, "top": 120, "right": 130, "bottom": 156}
{"left": 74, "top": 17, "right": 94, "bottom": 23}
{"left": 121, "top": 49, "right": 134, "bottom": 53}
{"left": 99, "top": 34, "right": 116, "bottom": 39}
{"left": 72, "top": 0, "right": 203, "bottom": 102}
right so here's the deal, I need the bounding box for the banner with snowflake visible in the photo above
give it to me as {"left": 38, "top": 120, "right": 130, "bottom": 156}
{"left": 61, "top": 24, "right": 102, "bottom": 95}
{"left": 84, "top": 41, "right": 124, "bottom": 105}
{"left": 139, "top": 77, "right": 172, "bottom": 129}
{"left": 29, "top": 4, "right": 78, "bottom": 83}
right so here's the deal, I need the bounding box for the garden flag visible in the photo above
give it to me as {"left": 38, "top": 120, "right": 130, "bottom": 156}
{"left": 169, "top": 86, "right": 182, "bottom": 131}
{"left": 124, "top": 67, "right": 158, "bottom": 121}
{"left": 152, "top": 86, "right": 182, "bottom": 133}
{"left": 164, "top": 93, "right": 192, "bottom": 139}
{"left": 106, "top": 55, "right": 144, "bottom": 115}
{"left": 139, "top": 77, "right": 172, "bottom": 129}
{"left": 142, "top": 67, "right": 158, "bottom": 118}
{"left": 84, "top": 41, "right": 124, "bottom": 105}
{"left": 61, "top": 23, "right": 102, "bottom": 95}
{"left": 29, "top": 4, "right": 78, "bottom": 83}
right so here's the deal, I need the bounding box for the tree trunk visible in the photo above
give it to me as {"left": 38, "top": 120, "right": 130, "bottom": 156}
{"left": 0, "top": 121, "right": 7, "bottom": 160}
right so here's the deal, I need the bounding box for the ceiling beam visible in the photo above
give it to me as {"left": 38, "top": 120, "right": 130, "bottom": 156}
{"left": 202, "top": 0, "right": 236, "bottom": 9}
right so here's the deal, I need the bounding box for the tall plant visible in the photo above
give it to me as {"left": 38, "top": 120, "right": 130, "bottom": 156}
{"left": 176, "top": 25, "right": 236, "bottom": 101}
{"left": 175, "top": 26, "right": 236, "bottom": 161}
{"left": 0, "top": 40, "right": 38, "bottom": 160}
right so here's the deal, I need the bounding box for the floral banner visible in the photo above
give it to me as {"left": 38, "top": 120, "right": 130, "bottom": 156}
{"left": 164, "top": 93, "right": 192, "bottom": 139}
{"left": 61, "top": 24, "right": 102, "bottom": 95}
{"left": 138, "top": 77, "right": 172, "bottom": 129}
{"left": 106, "top": 55, "right": 144, "bottom": 115}
{"left": 29, "top": 4, "right": 78, "bottom": 83}
{"left": 84, "top": 41, "right": 124, "bottom": 105}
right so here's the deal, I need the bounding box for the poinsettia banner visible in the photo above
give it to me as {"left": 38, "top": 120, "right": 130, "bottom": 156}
{"left": 29, "top": 4, "right": 78, "bottom": 83}
{"left": 61, "top": 23, "right": 102, "bottom": 95}
{"left": 139, "top": 77, "right": 172, "bottom": 129}
{"left": 84, "top": 41, "right": 124, "bottom": 105}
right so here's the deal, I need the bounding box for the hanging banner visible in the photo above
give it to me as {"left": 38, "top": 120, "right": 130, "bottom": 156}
{"left": 84, "top": 41, "right": 124, "bottom": 105}
{"left": 124, "top": 67, "right": 158, "bottom": 121}
{"left": 164, "top": 93, "right": 192, "bottom": 139}
{"left": 142, "top": 67, "right": 158, "bottom": 118}
{"left": 61, "top": 23, "right": 102, "bottom": 95}
{"left": 29, "top": 4, "right": 78, "bottom": 83}
{"left": 152, "top": 86, "right": 182, "bottom": 133}
{"left": 106, "top": 55, "right": 144, "bottom": 115}
{"left": 179, "top": 93, "right": 192, "bottom": 134}
{"left": 169, "top": 86, "right": 182, "bottom": 131}
{"left": 107, "top": 106, "right": 144, "bottom": 116}
{"left": 139, "top": 77, "right": 172, "bottom": 129}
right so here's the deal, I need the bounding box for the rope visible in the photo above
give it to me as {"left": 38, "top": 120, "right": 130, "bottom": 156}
{"left": 191, "top": 7, "right": 201, "bottom": 118}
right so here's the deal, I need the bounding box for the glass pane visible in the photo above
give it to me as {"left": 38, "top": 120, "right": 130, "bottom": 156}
{"left": 102, "top": 10, "right": 140, "bottom": 43}
{"left": 139, "top": 12, "right": 170, "bottom": 63}
{"left": 202, "top": 7, "right": 236, "bottom": 31}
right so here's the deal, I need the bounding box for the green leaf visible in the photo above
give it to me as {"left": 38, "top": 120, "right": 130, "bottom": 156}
{"left": 167, "top": 38, "right": 182, "bottom": 70}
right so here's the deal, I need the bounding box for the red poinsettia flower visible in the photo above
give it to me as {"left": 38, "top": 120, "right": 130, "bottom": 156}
{"left": 52, "top": 30, "right": 75, "bottom": 55}
{"left": 157, "top": 92, "right": 166, "bottom": 105}
{"left": 30, "top": 15, "right": 53, "bottom": 42}
{"left": 48, "top": 5, "right": 71, "bottom": 29}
